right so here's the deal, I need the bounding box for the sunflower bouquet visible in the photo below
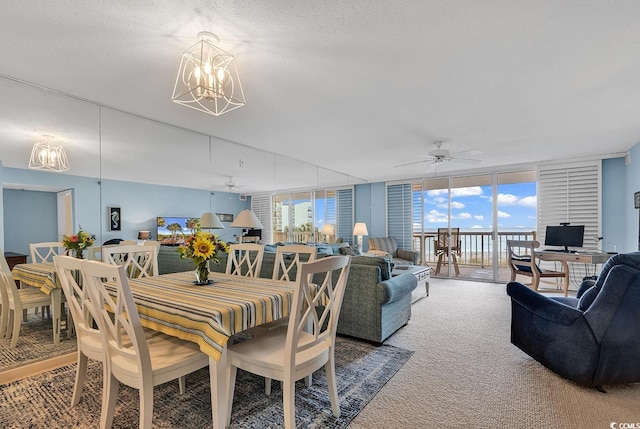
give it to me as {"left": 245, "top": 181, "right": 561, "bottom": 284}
{"left": 177, "top": 229, "right": 228, "bottom": 284}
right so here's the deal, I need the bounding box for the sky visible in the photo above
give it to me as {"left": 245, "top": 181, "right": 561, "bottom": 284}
{"left": 420, "top": 182, "right": 537, "bottom": 231}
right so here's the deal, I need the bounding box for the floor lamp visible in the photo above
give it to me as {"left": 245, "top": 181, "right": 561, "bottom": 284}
{"left": 230, "top": 209, "right": 263, "bottom": 243}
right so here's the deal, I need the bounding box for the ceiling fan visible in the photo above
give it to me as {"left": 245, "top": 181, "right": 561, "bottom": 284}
{"left": 223, "top": 176, "right": 243, "bottom": 192}
{"left": 395, "top": 141, "right": 482, "bottom": 169}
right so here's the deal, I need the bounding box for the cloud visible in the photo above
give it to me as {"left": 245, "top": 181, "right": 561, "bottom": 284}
{"left": 456, "top": 212, "right": 472, "bottom": 219}
{"left": 450, "top": 201, "right": 465, "bottom": 209}
{"left": 471, "top": 225, "right": 484, "bottom": 229}
{"left": 427, "top": 187, "right": 483, "bottom": 198}
{"left": 474, "top": 215, "right": 484, "bottom": 220}
{"left": 425, "top": 209, "right": 447, "bottom": 223}
{"left": 497, "top": 193, "right": 518, "bottom": 205}
{"left": 497, "top": 210, "right": 511, "bottom": 218}
{"left": 518, "top": 196, "right": 537, "bottom": 207}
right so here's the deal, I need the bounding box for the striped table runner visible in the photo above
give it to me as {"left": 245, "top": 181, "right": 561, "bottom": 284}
{"left": 121, "top": 272, "right": 296, "bottom": 361}
{"left": 11, "top": 262, "right": 59, "bottom": 294}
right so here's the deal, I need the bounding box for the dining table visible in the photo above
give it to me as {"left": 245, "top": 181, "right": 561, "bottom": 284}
{"left": 11, "top": 261, "right": 66, "bottom": 345}
{"left": 117, "top": 270, "right": 301, "bottom": 429}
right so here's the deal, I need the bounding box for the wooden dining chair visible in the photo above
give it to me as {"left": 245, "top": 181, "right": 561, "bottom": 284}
{"left": 82, "top": 260, "right": 209, "bottom": 429}
{"left": 507, "top": 239, "right": 569, "bottom": 295}
{"left": 102, "top": 244, "right": 158, "bottom": 278}
{"left": 53, "top": 255, "right": 105, "bottom": 406}
{"left": 0, "top": 249, "right": 55, "bottom": 348}
{"left": 226, "top": 243, "right": 264, "bottom": 277}
{"left": 224, "top": 255, "right": 352, "bottom": 429}
{"left": 29, "top": 241, "right": 66, "bottom": 263}
{"left": 272, "top": 244, "right": 317, "bottom": 282}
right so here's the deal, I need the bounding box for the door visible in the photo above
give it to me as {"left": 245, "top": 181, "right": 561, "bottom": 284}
{"left": 57, "top": 189, "right": 73, "bottom": 240}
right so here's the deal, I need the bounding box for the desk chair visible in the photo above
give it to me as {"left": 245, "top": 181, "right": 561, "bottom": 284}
{"left": 435, "top": 228, "right": 461, "bottom": 276}
{"left": 507, "top": 240, "right": 569, "bottom": 296}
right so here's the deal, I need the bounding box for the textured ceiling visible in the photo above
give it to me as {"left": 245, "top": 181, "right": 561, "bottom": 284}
{"left": 0, "top": 1, "right": 638, "bottom": 193}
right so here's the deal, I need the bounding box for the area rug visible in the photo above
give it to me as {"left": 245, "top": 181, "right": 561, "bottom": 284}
{"left": 0, "top": 313, "right": 76, "bottom": 372}
{"left": 0, "top": 336, "right": 413, "bottom": 428}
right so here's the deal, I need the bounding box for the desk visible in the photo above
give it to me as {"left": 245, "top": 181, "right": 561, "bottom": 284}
{"left": 122, "top": 271, "right": 299, "bottom": 429}
{"left": 535, "top": 251, "right": 614, "bottom": 295}
{"left": 11, "top": 262, "right": 64, "bottom": 345}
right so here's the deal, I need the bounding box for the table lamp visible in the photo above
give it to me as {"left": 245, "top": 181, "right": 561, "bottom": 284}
{"left": 199, "top": 212, "right": 225, "bottom": 230}
{"left": 321, "top": 224, "right": 335, "bottom": 243}
{"left": 137, "top": 231, "right": 151, "bottom": 243}
{"left": 352, "top": 222, "right": 368, "bottom": 252}
{"left": 230, "top": 209, "right": 264, "bottom": 243}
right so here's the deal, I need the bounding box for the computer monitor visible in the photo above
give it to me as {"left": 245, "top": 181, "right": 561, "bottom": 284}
{"left": 544, "top": 225, "right": 585, "bottom": 252}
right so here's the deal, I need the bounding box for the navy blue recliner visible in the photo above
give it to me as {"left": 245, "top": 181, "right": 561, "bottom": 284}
{"left": 506, "top": 252, "right": 640, "bottom": 387}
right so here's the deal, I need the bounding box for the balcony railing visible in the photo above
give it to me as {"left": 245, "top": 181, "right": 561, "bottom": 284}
{"left": 413, "top": 231, "right": 536, "bottom": 268}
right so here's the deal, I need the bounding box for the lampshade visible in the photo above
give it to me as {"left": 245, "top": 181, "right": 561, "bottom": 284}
{"left": 28, "top": 135, "right": 70, "bottom": 172}
{"left": 199, "top": 212, "right": 224, "bottom": 229}
{"left": 353, "top": 222, "right": 369, "bottom": 236}
{"left": 171, "top": 31, "right": 246, "bottom": 116}
{"left": 138, "top": 231, "right": 151, "bottom": 240}
{"left": 230, "top": 209, "right": 263, "bottom": 229}
{"left": 321, "top": 224, "right": 335, "bottom": 236}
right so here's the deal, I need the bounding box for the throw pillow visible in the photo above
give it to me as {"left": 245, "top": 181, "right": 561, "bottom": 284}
{"left": 339, "top": 246, "right": 362, "bottom": 256}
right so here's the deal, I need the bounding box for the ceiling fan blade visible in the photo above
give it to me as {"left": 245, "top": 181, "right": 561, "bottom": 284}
{"left": 451, "top": 157, "right": 482, "bottom": 164}
{"left": 394, "top": 159, "right": 434, "bottom": 168}
{"left": 451, "top": 149, "right": 483, "bottom": 158}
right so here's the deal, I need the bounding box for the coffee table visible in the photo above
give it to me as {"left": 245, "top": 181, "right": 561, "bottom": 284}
{"left": 391, "top": 265, "right": 430, "bottom": 303}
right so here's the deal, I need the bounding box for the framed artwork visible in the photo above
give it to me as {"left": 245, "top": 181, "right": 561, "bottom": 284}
{"left": 108, "top": 206, "right": 121, "bottom": 231}
{"left": 217, "top": 213, "right": 234, "bottom": 222}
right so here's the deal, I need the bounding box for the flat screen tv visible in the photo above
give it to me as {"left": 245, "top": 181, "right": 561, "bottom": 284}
{"left": 544, "top": 225, "right": 585, "bottom": 252}
{"left": 156, "top": 216, "right": 198, "bottom": 245}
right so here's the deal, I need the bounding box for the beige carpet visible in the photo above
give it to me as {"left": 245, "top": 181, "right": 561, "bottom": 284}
{"left": 350, "top": 278, "right": 640, "bottom": 429}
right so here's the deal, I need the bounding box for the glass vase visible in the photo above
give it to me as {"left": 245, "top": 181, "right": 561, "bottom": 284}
{"left": 194, "top": 260, "right": 210, "bottom": 285}
{"left": 74, "top": 249, "right": 84, "bottom": 259}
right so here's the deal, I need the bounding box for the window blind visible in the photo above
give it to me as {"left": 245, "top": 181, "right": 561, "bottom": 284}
{"left": 387, "top": 183, "right": 413, "bottom": 250}
{"left": 251, "top": 194, "right": 272, "bottom": 244}
{"left": 336, "top": 188, "right": 353, "bottom": 244}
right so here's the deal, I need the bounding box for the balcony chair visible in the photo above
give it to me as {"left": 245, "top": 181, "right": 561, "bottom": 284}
{"left": 507, "top": 239, "right": 568, "bottom": 296}
{"left": 434, "top": 228, "right": 461, "bottom": 276}
{"left": 224, "top": 255, "right": 352, "bottom": 429}
{"left": 506, "top": 252, "right": 640, "bottom": 387}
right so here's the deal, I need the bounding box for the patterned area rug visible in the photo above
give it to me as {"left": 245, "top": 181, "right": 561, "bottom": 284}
{"left": 0, "top": 336, "right": 413, "bottom": 428}
{"left": 0, "top": 313, "right": 76, "bottom": 372}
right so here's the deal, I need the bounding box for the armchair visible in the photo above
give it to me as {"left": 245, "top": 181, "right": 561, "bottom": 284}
{"left": 367, "top": 237, "right": 418, "bottom": 266}
{"left": 506, "top": 252, "right": 640, "bottom": 387}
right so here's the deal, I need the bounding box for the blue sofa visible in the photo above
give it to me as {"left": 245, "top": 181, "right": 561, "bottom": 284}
{"left": 506, "top": 252, "right": 640, "bottom": 387}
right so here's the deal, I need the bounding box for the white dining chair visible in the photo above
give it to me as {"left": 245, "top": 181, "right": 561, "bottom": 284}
{"left": 272, "top": 244, "right": 317, "bottom": 282}
{"left": 82, "top": 260, "right": 210, "bottom": 429}
{"left": 225, "top": 255, "right": 352, "bottom": 429}
{"left": 226, "top": 243, "right": 264, "bottom": 277}
{"left": 102, "top": 244, "right": 158, "bottom": 278}
{"left": 29, "top": 241, "right": 66, "bottom": 263}
{"left": 53, "top": 255, "right": 105, "bottom": 406}
{"left": 0, "top": 249, "right": 55, "bottom": 348}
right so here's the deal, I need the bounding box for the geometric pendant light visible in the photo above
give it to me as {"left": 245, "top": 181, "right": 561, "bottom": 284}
{"left": 171, "top": 31, "right": 246, "bottom": 116}
{"left": 28, "top": 135, "right": 70, "bottom": 172}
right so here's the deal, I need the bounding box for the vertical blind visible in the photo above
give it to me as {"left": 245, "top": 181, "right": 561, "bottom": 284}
{"left": 387, "top": 183, "right": 413, "bottom": 250}
{"left": 336, "top": 188, "right": 353, "bottom": 243}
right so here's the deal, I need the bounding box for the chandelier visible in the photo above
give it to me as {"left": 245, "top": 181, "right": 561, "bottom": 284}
{"left": 171, "top": 31, "right": 245, "bottom": 116}
{"left": 28, "top": 135, "right": 70, "bottom": 172}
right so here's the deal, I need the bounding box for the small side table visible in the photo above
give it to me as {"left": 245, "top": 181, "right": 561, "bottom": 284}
{"left": 391, "top": 265, "right": 430, "bottom": 303}
{"left": 4, "top": 252, "right": 28, "bottom": 287}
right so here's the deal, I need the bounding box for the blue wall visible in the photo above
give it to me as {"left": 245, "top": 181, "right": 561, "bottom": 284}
{"left": 602, "top": 157, "right": 626, "bottom": 252}
{"left": 624, "top": 143, "right": 640, "bottom": 252}
{"left": 1, "top": 167, "right": 249, "bottom": 256}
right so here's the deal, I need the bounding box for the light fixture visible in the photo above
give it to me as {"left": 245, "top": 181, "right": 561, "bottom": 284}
{"left": 321, "top": 224, "right": 335, "bottom": 242}
{"left": 199, "top": 212, "right": 225, "bottom": 229}
{"left": 28, "top": 135, "right": 70, "bottom": 172}
{"left": 352, "top": 222, "right": 369, "bottom": 252}
{"left": 171, "top": 31, "right": 245, "bottom": 116}
{"left": 231, "top": 209, "right": 263, "bottom": 243}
